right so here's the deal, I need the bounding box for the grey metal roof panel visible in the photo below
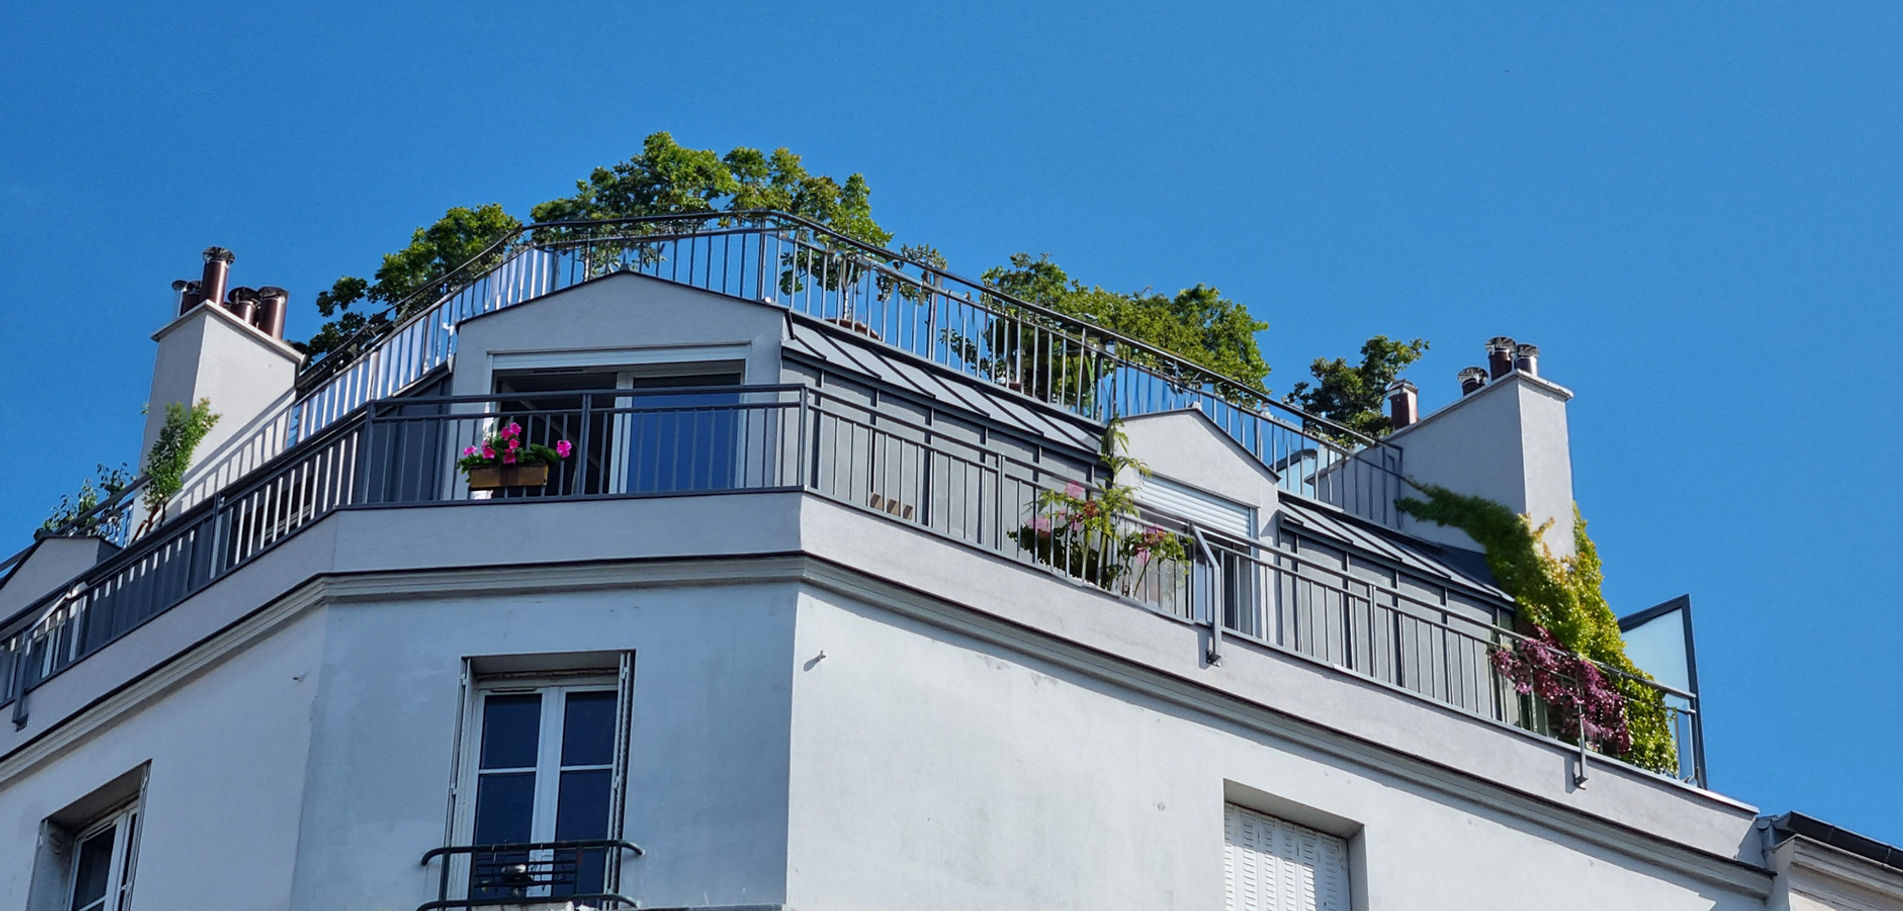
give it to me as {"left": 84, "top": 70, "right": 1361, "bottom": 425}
{"left": 1277, "top": 496, "right": 1510, "bottom": 601}
{"left": 783, "top": 313, "right": 1102, "bottom": 453}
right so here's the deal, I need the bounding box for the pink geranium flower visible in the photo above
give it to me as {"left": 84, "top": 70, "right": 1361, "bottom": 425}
{"left": 462, "top": 446, "right": 478, "bottom": 457}
{"left": 1031, "top": 516, "right": 1053, "bottom": 534}
{"left": 503, "top": 422, "right": 522, "bottom": 437}
{"left": 1064, "top": 481, "right": 1086, "bottom": 499}
{"left": 555, "top": 440, "right": 573, "bottom": 458}
{"left": 482, "top": 444, "right": 495, "bottom": 459}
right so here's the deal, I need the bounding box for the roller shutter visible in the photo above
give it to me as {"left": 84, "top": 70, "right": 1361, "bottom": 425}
{"left": 1138, "top": 475, "right": 1255, "bottom": 539}
{"left": 1224, "top": 803, "right": 1351, "bottom": 911}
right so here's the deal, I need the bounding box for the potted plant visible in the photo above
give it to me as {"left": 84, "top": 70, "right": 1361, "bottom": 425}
{"left": 459, "top": 422, "right": 572, "bottom": 490}
{"left": 1010, "top": 420, "right": 1189, "bottom": 594}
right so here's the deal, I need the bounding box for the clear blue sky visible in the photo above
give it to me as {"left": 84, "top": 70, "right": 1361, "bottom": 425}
{"left": 4, "top": 1, "right": 1899, "bottom": 844}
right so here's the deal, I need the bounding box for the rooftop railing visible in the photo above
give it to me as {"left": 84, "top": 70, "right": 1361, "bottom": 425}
{"left": 156, "top": 212, "right": 1399, "bottom": 534}
{"left": 0, "top": 386, "right": 1702, "bottom": 787}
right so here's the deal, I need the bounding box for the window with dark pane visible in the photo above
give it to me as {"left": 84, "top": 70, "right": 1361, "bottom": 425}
{"left": 464, "top": 682, "right": 620, "bottom": 901}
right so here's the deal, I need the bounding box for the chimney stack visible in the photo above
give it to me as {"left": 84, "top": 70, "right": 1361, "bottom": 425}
{"left": 1457, "top": 367, "right": 1488, "bottom": 396}
{"left": 255, "top": 287, "right": 289, "bottom": 340}
{"left": 1514, "top": 343, "right": 1540, "bottom": 377}
{"left": 143, "top": 247, "right": 304, "bottom": 528}
{"left": 1386, "top": 379, "right": 1419, "bottom": 430}
{"left": 199, "top": 247, "right": 235, "bottom": 313}
{"left": 1486, "top": 336, "right": 1518, "bottom": 379}
{"left": 225, "top": 286, "right": 260, "bottom": 325}
{"left": 169, "top": 249, "right": 290, "bottom": 339}
{"left": 171, "top": 279, "right": 203, "bottom": 316}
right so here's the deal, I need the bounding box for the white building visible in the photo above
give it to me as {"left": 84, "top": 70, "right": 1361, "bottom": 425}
{"left": 0, "top": 215, "right": 1896, "bottom": 911}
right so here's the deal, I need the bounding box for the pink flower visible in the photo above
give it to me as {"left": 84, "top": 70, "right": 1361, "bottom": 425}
{"left": 555, "top": 440, "right": 573, "bottom": 458}
{"left": 1064, "top": 481, "right": 1086, "bottom": 499}
{"left": 462, "top": 446, "right": 478, "bottom": 457}
{"left": 506, "top": 437, "right": 520, "bottom": 452}
{"left": 481, "top": 444, "right": 495, "bottom": 459}
{"left": 1031, "top": 516, "right": 1053, "bottom": 534}
{"left": 503, "top": 453, "right": 516, "bottom": 464}
{"left": 503, "top": 422, "right": 522, "bottom": 438}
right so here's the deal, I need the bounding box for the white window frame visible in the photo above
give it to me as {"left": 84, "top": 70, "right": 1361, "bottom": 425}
{"left": 447, "top": 655, "right": 635, "bottom": 901}
{"left": 63, "top": 801, "right": 140, "bottom": 911}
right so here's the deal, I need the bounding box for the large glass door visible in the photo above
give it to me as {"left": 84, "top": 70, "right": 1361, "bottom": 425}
{"left": 617, "top": 371, "right": 743, "bottom": 494}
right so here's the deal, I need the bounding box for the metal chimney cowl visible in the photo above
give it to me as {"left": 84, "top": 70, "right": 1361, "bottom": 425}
{"left": 1515, "top": 343, "right": 1541, "bottom": 377}
{"left": 1485, "top": 336, "right": 1517, "bottom": 379}
{"left": 1457, "top": 367, "right": 1488, "bottom": 396}
{"left": 199, "top": 246, "right": 236, "bottom": 315}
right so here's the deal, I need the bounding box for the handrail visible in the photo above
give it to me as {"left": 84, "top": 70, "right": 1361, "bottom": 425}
{"left": 294, "top": 209, "right": 1382, "bottom": 448}
{"left": 419, "top": 838, "right": 645, "bottom": 866}
{"left": 418, "top": 838, "right": 643, "bottom": 911}
{"left": 0, "top": 385, "right": 1699, "bottom": 786}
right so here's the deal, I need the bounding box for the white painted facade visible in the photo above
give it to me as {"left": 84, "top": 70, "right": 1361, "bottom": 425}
{"left": 0, "top": 261, "right": 1895, "bottom": 911}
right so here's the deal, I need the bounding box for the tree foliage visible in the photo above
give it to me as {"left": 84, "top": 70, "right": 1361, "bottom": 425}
{"left": 1395, "top": 484, "right": 1677, "bottom": 773}
{"left": 301, "top": 204, "right": 523, "bottom": 358}
{"left": 40, "top": 463, "right": 135, "bottom": 537}
{"left": 530, "top": 132, "right": 891, "bottom": 249}
{"left": 978, "top": 253, "right": 1272, "bottom": 398}
{"left": 1284, "top": 335, "right": 1428, "bottom": 439}
{"left": 295, "top": 132, "right": 1425, "bottom": 445}
{"left": 143, "top": 398, "right": 221, "bottom": 515}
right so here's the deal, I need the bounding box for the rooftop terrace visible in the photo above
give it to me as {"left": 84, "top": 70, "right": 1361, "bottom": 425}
{"left": 0, "top": 213, "right": 1706, "bottom": 791}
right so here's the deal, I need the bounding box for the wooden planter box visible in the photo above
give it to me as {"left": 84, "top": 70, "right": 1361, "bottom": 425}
{"left": 466, "top": 463, "right": 550, "bottom": 491}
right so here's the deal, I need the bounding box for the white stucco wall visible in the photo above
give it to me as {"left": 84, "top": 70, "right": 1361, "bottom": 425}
{"left": 783, "top": 588, "right": 1766, "bottom": 911}
{"left": 143, "top": 303, "right": 301, "bottom": 481}
{"left": 1390, "top": 373, "right": 1576, "bottom": 558}
{"left": 450, "top": 272, "right": 788, "bottom": 396}
{"left": 0, "top": 609, "right": 324, "bottom": 911}
{"left": 289, "top": 582, "right": 799, "bottom": 911}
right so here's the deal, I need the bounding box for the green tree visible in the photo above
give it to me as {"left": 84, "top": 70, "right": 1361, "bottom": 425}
{"left": 976, "top": 253, "right": 1272, "bottom": 401}
{"left": 294, "top": 132, "right": 1426, "bottom": 444}
{"left": 301, "top": 204, "right": 523, "bottom": 359}
{"left": 303, "top": 133, "right": 893, "bottom": 356}
{"left": 530, "top": 132, "right": 890, "bottom": 248}
{"left": 1284, "top": 335, "right": 1429, "bottom": 439}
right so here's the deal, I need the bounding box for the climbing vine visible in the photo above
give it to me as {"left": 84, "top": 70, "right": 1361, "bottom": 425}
{"left": 1396, "top": 484, "right": 1677, "bottom": 774}
{"left": 143, "top": 398, "right": 221, "bottom": 516}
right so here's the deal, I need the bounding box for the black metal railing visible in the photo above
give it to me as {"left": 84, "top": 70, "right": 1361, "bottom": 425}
{"left": 418, "top": 839, "right": 643, "bottom": 911}
{"left": 0, "top": 385, "right": 1702, "bottom": 786}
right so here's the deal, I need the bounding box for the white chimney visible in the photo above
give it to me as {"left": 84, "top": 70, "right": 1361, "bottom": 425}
{"left": 1389, "top": 340, "right": 1576, "bottom": 559}
{"left": 141, "top": 250, "right": 304, "bottom": 516}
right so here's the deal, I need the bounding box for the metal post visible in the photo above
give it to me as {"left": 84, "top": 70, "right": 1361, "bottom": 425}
{"left": 1574, "top": 673, "right": 1591, "bottom": 788}
{"left": 1191, "top": 524, "right": 1223, "bottom": 666}
{"left": 576, "top": 394, "right": 593, "bottom": 497}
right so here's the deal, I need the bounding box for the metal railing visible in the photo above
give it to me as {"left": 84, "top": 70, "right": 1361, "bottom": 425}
{"left": 210, "top": 211, "right": 1398, "bottom": 530}
{"left": 418, "top": 839, "right": 643, "bottom": 911}
{"left": 0, "top": 386, "right": 1700, "bottom": 786}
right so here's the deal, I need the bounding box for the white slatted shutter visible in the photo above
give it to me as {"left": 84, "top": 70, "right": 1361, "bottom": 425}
{"left": 1224, "top": 803, "right": 1351, "bottom": 911}
{"left": 1137, "top": 476, "right": 1255, "bottom": 538}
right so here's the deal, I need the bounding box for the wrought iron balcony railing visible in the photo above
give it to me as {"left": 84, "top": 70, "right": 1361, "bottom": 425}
{"left": 0, "top": 386, "right": 1702, "bottom": 787}
{"left": 417, "top": 839, "right": 644, "bottom": 911}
